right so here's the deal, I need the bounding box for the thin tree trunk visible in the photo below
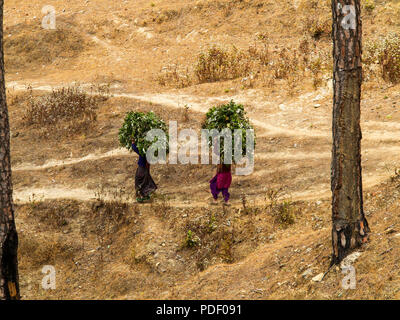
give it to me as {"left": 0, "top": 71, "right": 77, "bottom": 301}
{"left": 331, "top": 0, "right": 369, "bottom": 265}
{"left": 0, "top": 0, "right": 20, "bottom": 299}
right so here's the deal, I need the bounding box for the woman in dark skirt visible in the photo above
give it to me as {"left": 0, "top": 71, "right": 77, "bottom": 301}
{"left": 131, "top": 139, "right": 157, "bottom": 203}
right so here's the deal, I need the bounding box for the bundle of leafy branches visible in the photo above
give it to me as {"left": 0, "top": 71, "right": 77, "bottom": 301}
{"left": 119, "top": 111, "right": 169, "bottom": 157}
{"left": 202, "top": 100, "right": 255, "bottom": 163}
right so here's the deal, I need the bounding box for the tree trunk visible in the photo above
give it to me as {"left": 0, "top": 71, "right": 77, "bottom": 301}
{"left": 331, "top": 0, "right": 369, "bottom": 265}
{"left": 0, "top": 0, "right": 20, "bottom": 299}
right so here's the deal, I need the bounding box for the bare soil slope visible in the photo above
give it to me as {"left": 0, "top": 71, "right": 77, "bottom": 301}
{"left": 4, "top": 0, "right": 400, "bottom": 299}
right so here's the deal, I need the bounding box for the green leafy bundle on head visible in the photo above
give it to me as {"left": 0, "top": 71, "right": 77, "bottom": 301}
{"left": 202, "top": 100, "right": 255, "bottom": 163}
{"left": 119, "top": 111, "right": 169, "bottom": 157}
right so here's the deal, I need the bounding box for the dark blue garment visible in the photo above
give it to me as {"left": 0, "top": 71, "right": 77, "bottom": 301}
{"left": 132, "top": 143, "right": 147, "bottom": 168}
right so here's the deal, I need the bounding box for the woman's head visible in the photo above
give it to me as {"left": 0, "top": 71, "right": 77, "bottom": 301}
{"left": 218, "top": 163, "right": 231, "bottom": 172}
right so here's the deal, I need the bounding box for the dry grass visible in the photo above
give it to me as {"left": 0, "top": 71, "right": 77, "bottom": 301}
{"left": 300, "top": 0, "right": 331, "bottom": 40}
{"left": 16, "top": 175, "right": 400, "bottom": 300}
{"left": 7, "top": 0, "right": 400, "bottom": 301}
{"left": 194, "top": 46, "right": 252, "bottom": 83}
{"left": 156, "top": 64, "right": 192, "bottom": 88}
{"left": 20, "top": 235, "right": 74, "bottom": 269}
{"left": 153, "top": 0, "right": 397, "bottom": 94}
{"left": 157, "top": 40, "right": 331, "bottom": 93}
{"left": 22, "top": 85, "right": 107, "bottom": 137}
{"left": 364, "top": 33, "right": 400, "bottom": 84}
{"left": 4, "top": 20, "right": 89, "bottom": 71}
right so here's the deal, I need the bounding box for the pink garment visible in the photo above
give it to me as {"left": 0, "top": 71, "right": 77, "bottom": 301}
{"left": 216, "top": 171, "right": 232, "bottom": 189}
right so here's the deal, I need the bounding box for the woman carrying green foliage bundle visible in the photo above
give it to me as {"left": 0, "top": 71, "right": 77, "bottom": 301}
{"left": 119, "top": 111, "right": 169, "bottom": 203}
{"left": 202, "top": 100, "right": 255, "bottom": 206}
{"left": 131, "top": 138, "right": 157, "bottom": 203}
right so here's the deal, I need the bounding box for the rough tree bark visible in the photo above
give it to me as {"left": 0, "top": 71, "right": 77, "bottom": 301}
{"left": 331, "top": 0, "right": 369, "bottom": 265}
{"left": 0, "top": 0, "right": 20, "bottom": 299}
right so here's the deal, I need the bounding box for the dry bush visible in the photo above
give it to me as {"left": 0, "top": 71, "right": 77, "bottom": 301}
{"left": 272, "top": 48, "right": 300, "bottom": 80}
{"left": 298, "top": 37, "right": 312, "bottom": 66}
{"left": 303, "top": 16, "right": 331, "bottom": 40}
{"left": 181, "top": 211, "right": 237, "bottom": 270}
{"left": 155, "top": 9, "right": 180, "bottom": 24}
{"left": 157, "top": 38, "right": 331, "bottom": 93}
{"left": 157, "top": 64, "right": 192, "bottom": 88}
{"left": 364, "top": 40, "right": 383, "bottom": 81}
{"left": 248, "top": 40, "right": 270, "bottom": 67}
{"left": 23, "top": 86, "right": 97, "bottom": 126}
{"left": 183, "top": 104, "right": 190, "bottom": 122}
{"left": 390, "top": 168, "right": 400, "bottom": 183}
{"left": 309, "top": 54, "right": 324, "bottom": 89}
{"left": 158, "top": 43, "right": 269, "bottom": 88}
{"left": 194, "top": 46, "right": 251, "bottom": 83}
{"left": 364, "top": 34, "right": 400, "bottom": 83}
{"left": 273, "top": 200, "right": 296, "bottom": 228}
{"left": 299, "top": 0, "right": 331, "bottom": 40}
{"left": 89, "top": 82, "right": 112, "bottom": 99}
{"left": 22, "top": 85, "right": 102, "bottom": 137}
{"left": 264, "top": 188, "right": 296, "bottom": 227}
{"left": 157, "top": 46, "right": 251, "bottom": 87}
{"left": 265, "top": 187, "right": 285, "bottom": 211}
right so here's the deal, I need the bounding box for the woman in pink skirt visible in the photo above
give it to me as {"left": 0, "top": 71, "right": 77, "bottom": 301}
{"left": 209, "top": 164, "right": 232, "bottom": 206}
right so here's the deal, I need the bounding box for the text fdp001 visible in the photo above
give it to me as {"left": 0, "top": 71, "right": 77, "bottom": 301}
{"left": 200, "top": 304, "right": 241, "bottom": 315}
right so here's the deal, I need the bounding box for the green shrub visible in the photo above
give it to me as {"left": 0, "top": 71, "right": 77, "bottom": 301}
{"left": 118, "top": 111, "right": 169, "bottom": 157}
{"left": 185, "top": 230, "right": 199, "bottom": 248}
{"left": 363, "top": 0, "right": 375, "bottom": 12}
{"left": 202, "top": 100, "right": 255, "bottom": 163}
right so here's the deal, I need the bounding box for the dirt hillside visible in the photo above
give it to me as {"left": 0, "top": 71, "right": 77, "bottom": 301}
{"left": 4, "top": 0, "right": 400, "bottom": 299}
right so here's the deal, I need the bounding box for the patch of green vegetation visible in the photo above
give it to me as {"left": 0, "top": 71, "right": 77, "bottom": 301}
{"left": 185, "top": 230, "right": 199, "bottom": 248}
{"left": 208, "top": 215, "right": 218, "bottom": 233}
{"left": 363, "top": 0, "right": 375, "bottom": 12}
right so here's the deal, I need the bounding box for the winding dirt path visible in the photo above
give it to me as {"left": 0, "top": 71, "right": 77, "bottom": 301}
{"left": 8, "top": 82, "right": 400, "bottom": 205}
{"left": 13, "top": 148, "right": 130, "bottom": 171}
